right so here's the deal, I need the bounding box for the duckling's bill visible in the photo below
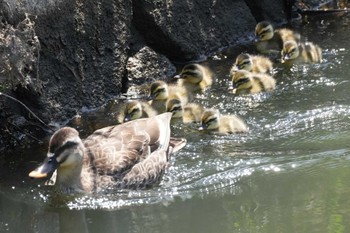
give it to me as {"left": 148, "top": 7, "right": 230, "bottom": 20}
{"left": 281, "top": 54, "right": 290, "bottom": 63}
{"left": 29, "top": 157, "right": 59, "bottom": 179}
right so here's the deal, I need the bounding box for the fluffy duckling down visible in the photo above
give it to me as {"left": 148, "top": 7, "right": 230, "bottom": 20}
{"left": 255, "top": 21, "right": 300, "bottom": 54}
{"left": 231, "top": 53, "right": 273, "bottom": 74}
{"left": 231, "top": 70, "right": 276, "bottom": 95}
{"left": 166, "top": 98, "right": 205, "bottom": 123}
{"left": 174, "top": 63, "right": 213, "bottom": 92}
{"left": 116, "top": 100, "right": 157, "bottom": 123}
{"left": 281, "top": 40, "right": 322, "bottom": 66}
{"left": 199, "top": 109, "right": 248, "bottom": 135}
{"left": 148, "top": 80, "right": 192, "bottom": 113}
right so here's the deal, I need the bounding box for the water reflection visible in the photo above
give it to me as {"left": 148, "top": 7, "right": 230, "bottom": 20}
{"left": 2, "top": 14, "right": 350, "bottom": 233}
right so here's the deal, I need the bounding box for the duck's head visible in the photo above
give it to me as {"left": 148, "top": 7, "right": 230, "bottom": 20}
{"left": 281, "top": 40, "right": 299, "bottom": 62}
{"left": 174, "top": 64, "right": 203, "bottom": 84}
{"left": 234, "top": 54, "right": 253, "bottom": 71}
{"left": 232, "top": 70, "right": 252, "bottom": 92}
{"left": 29, "top": 127, "right": 84, "bottom": 180}
{"left": 255, "top": 21, "right": 274, "bottom": 41}
{"left": 199, "top": 109, "right": 220, "bottom": 130}
{"left": 166, "top": 98, "right": 183, "bottom": 118}
{"left": 124, "top": 101, "right": 143, "bottom": 122}
{"left": 148, "top": 81, "right": 169, "bottom": 100}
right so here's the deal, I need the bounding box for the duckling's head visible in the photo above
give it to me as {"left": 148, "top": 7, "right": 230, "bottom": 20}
{"left": 124, "top": 101, "right": 142, "bottom": 122}
{"left": 281, "top": 40, "right": 299, "bottom": 62}
{"left": 148, "top": 81, "right": 169, "bottom": 100}
{"left": 255, "top": 21, "right": 274, "bottom": 41}
{"left": 199, "top": 109, "right": 220, "bottom": 130}
{"left": 232, "top": 70, "right": 252, "bottom": 92}
{"left": 234, "top": 54, "right": 253, "bottom": 71}
{"left": 29, "top": 127, "right": 84, "bottom": 180}
{"left": 166, "top": 98, "right": 183, "bottom": 118}
{"left": 175, "top": 64, "right": 203, "bottom": 84}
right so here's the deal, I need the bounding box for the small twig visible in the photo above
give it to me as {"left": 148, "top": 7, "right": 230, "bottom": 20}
{"left": 0, "top": 91, "right": 54, "bottom": 132}
{"left": 7, "top": 121, "right": 43, "bottom": 143}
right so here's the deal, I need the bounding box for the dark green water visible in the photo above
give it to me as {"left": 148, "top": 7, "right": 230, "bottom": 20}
{"left": 2, "top": 15, "right": 350, "bottom": 233}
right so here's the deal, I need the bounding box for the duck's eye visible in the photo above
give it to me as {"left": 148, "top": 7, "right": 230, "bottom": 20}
{"left": 290, "top": 48, "right": 296, "bottom": 53}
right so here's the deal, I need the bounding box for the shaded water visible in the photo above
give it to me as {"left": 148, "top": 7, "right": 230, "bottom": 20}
{"left": 2, "top": 16, "right": 350, "bottom": 233}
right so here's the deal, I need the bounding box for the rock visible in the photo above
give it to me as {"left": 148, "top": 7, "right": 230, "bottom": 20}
{"left": 126, "top": 46, "right": 176, "bottom": 86}
{"left": 245, "top": 0, "right": 289, "bottom": 24}
{"left": 132, "top": 0, "right": 258, "bottom": 62}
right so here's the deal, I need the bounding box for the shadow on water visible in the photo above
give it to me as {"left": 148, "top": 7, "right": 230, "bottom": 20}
{"left": 2, "top": 15, "right": 350, "bottom": 233}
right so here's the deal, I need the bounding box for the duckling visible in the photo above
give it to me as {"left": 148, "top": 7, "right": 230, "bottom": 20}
{"left": 148, "top": 80, "right": 192, "bottom": 113}
{"left": 281, "top": 40, "right": 322, "bottom": 66}
{"left": 255, "top": 21, "right": 300, "bottom": 54}
{"left": 166, "top": 98, "right": 184, "bottom": 119}
{"left": 116, "top": 100, "right": 157, "bottom": 123}
{"left": 199, "top": 109, "right": 248, "bottom": 134}
{"left": 166, "top": 98, "right": 204, "bottom": 123}
{"left": 183, "top": 102, "right": 205, "bottom": 123}
{"left": 232, "top": 70, "right": 276, "bottom": 94}
{"left": 174, "top": 63, "right": 213, "bottom": 92}
{"left": 28, "top": 113, "right": 187, "bottom": 193}
{"left": 231, "top": 53, "right": 273, "bottom": 74}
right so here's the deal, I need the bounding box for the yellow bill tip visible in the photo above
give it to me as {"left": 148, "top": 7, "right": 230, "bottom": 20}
{"left": 28, "top": 170, "right": 48, "bottom": 179}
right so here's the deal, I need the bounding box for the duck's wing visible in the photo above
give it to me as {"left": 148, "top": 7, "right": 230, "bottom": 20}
{"left": 120, "top": 149, "right": 168, "bottom": 188}
{"left": 120, "top": 114, "right": 187, "bottom": 188}
{"left": 84, "top": 113, "right": 184, "bottom": 188}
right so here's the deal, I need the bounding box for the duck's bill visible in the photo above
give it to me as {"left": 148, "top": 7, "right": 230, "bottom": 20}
{"left": 29, "top": 157, "right": 59, "bottom": 179}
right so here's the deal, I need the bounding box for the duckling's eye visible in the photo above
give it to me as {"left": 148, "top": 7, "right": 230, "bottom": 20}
{"left": 155, "top": 88, "right": 165, "bottom": 95}
{"left": 289, "top": 48, "right": 296, "bottom": 53}
{"left": 205, "top": 117, "right": 217, "bottom": 125}
{"left": 258, "top": 29, "right": 270, "bottom": 38}
{"left": 235, "top": 77, "right": 249, "bottom": 86}
{"left": 239, "top": 61, "right": 250, "bottom": 67}
{"left": 130, "top": 108, "right": 139, "bottom": 114}
{"left": 171, "top": 106, "right": 182, "bottom": 112}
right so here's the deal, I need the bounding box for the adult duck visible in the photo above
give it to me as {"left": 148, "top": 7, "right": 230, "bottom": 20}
{"left": 29, "top": 113, "right": 186, "bottom": 193}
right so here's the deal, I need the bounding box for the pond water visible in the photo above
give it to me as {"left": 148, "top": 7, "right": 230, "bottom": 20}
{"left": 2, "top": 15, "right": 350, "bottom": 233}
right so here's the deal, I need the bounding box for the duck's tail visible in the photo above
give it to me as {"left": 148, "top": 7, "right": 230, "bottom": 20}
{"left": 169, "top": 137, "right": 187, "bottom": 154}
